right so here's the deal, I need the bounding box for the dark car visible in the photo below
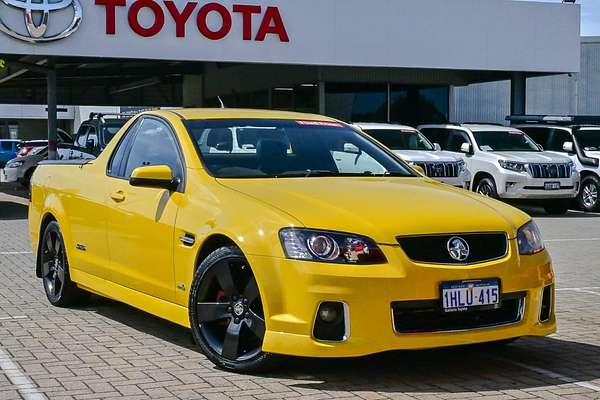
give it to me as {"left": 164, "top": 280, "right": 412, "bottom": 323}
{"left": 69, "top": 113, "right": 131, "bottom": 158}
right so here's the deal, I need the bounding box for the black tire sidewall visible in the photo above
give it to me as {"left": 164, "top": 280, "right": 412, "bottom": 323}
{"left": 578, "top": 176, "right": 600, "bottom": 212}
{"left": 188, "top": 245, "right": 274, "bottom": 373}
{"left": 476, "top": 177, "right": 498, "bottom": 198}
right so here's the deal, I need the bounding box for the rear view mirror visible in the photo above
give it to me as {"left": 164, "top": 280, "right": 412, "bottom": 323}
{"left": 460, "top": 142, "right": 472, "bottom": 154}
{"left": 563, "top": 141, "right": 574, "bottom": 153}
{"left": 129, "top": 165, "right": 180, "bottom": 191}
{"left": 433, "top": 143, "right": 442, "bottom": 151}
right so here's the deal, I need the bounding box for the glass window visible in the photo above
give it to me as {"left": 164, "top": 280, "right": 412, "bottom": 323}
{"left": 363, "top": 129, "right": 434, "bottom": 151}
{"left": 107, "top": 119, "right": 142, "bottom": 177}
{"left": 446, "top": 130, "right": 472, "bottom": 152}
{"left": 186, "top": 119, "right": 415, "bottom": 179}
{"left": 519, "top": 127, "right": 550, "bottom": 149}
{"left": 0, "top": 141, "right": 13, "bottom": 151}
{"left": 390, "top": 86, "right": 449, "bottom": 126}
{"left": 87, "top": 128, "right": 98, "bottom": 148}
{"left": 325, "top": 84, "right": 387, "bottom": 123}
{"left": 547, "top": 129, "right": 573, "bottom": 152}
{"left": 123, "top": 119, "right": 183, "bottom": 179}
{"left": 472, "top": 130, "right": 540, "bottom": 152}
{"left": 420, "top": 128, "right": 450, "bottom": 148}
{"left": 575, "top": 129, "right": 600, "bottom": 151}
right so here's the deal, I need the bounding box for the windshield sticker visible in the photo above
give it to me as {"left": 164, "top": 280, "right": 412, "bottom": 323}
{"left": 509, "top": 130, "right": 524, "bottom": 135}
{"left": 296, "top": 120, "right": 343, "bottom": 128}
{"left": 480, "top": 145, "right": 494, "bottom": 152}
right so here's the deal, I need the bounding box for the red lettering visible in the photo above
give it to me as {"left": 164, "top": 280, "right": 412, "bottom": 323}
{"left": 165, "top": 1, "right": 197, "bottom": 37}
{"left": 256, "top": 6, "right": 288, "bottom": 42}
{"left": 128, "top": 0, "right": 165, "bottom": 37}
{"left": 197, "top": 3, "right": 232, "bottom": 40}
{"left": 95, "top": 0, "right": 126, "bottom": 34}
{"left": 232, "top": 4, "right": 261, "bottom": 41}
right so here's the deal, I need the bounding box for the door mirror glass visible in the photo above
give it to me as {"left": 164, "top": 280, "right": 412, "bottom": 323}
{"left": 563, "top": 141, "right": 574, "bottom": 153}
{"left": 129, "top": 165, "right": 179, "bottom": 191}
{"left": 460, "top": 142, "right": 472, "bottom": 154}
{"left": 433, "top": 143, "right": 442, "bottom": 151}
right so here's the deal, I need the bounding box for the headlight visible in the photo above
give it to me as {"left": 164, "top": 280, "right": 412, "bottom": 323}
{"left": 6, "top": 160, "right": 24, "bottom": 168}
{"left": 499, "top": 160, "right": 527, "bottom": 173}
{"left": 457, "top": 160, "right": 466, "bottom": 174}
{"left": 517, "top": 220, "right": 545, "bottom": 255}
{"left": 279, "top": 228, "right": 387, "bottom": 264}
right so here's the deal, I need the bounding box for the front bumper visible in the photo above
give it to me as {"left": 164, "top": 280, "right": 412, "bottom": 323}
{"left": 496, "top": 170, "right": 579, "bottom": 199}
{"left": 249, "top": 241, "right": 555, "bottom": 358}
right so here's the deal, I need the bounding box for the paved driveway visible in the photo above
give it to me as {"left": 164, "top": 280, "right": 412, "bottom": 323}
{"left": 1, "top": 187, "right": 599, "bottom": 400}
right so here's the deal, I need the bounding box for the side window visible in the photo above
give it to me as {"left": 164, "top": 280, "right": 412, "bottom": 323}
{"left": 123, "top": 118, "right": 183, "bottom": 179}
{"left": 75, "top": 126, "right": 89, "bottom": 147}
{"left": 547, "top": 129, "right": 572, "bottom": 152}
{"left": 107, "top": 119, "right": 142, "bottom": 177}
{"left": 520, "top": 127, "right": 550, "bottom": 148}
{"left": 421, "top": 128, "right": 452, "bottom": 150}
{"left": 446, "top": 130, "right": 470, "bottom": 152}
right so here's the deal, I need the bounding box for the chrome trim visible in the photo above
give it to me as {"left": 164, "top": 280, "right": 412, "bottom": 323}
{"left": 391, "top": 295, "right": 526, "bottom": 335}
{"left": 179, "top": 235, "right": 196, "bottom": 246}
{"left": 312, "top": 301, "right": 350, "bottom": 343}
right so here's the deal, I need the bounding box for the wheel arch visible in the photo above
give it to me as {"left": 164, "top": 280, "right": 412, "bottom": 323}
{"left": 579, "top": 170, "right": 599, "bottom": 181}
{"left": 36, "top": 212, "right": 57, "bottom": 278}
{"left": 194, "top": 234, "right": 239, "bottom": 273}
{"left": 472, "top": 171, "right": 495, "bottom": 190}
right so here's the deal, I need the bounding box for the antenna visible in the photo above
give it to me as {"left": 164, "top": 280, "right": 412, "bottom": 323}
{"left": 217, "top": 96, "right": 225, "bottom": 109}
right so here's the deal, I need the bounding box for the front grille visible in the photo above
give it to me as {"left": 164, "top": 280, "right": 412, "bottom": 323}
{"left": 397, "top": 233, "right": 508, "bottom": 265}
{"left": 528, "top": 163, "right": 572, "bottom": 179}
{"left": 391, "top": 292, "right": 526, "bottom": 333}
{"left": 415, "top": 162, "right": 460, "bottom": 178}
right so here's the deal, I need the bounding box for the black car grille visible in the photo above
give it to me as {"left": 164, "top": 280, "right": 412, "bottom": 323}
{"left": 528, "top": 163, "right": 571, "bottom": 179}
{"left": 391, "top": 292, "right": 526, "bottom": 333}
{"left": 414, "top": 162, "right": 460, "bottom": 178}
{"left": 397, "top": 233, "right": 508, "bottom": 265}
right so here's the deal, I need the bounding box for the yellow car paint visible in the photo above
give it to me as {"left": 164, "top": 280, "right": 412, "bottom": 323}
{"left": 29, "top": 108, "right": 556, "bottom": 358}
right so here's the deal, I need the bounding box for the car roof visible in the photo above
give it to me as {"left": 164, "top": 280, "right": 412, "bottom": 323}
{"left": 159, "top": 108, "right": 342, "bottom": 122}
{"left": 0, "top": 139, "right": 20, "bottom": 142}
{"left": 353, "top": 122, "right": 417, "bottom": 131}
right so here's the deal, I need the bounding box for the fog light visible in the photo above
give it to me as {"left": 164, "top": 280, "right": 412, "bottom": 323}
{"left": 318, "top": 304, "right": 339, "bottom": 323}
{"left": 313, "top": 302, "right": 347, "bottom": 341}
{"left": 506, "top": 182, "right": 517, "bottom": 192}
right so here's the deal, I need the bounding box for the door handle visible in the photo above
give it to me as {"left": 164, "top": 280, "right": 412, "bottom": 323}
{"left": 110, "top": 190, "right": 125, "bottom": 202}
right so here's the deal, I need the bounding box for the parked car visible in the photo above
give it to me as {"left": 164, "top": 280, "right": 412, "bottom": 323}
{"left": 0, "top": 139, "right": 21, "bottom": 168}
{"left": 509, "top": 115, "right": 600, "bottom": 213}
{"left": 15, "top": 129, "right": 72, "bottom": 158}
{"left": 68, "top": 113, "right": 132, "bottom": 159}
{"left": 419, "top": 123, "right": 579, "bottom": 215}
{"left": 354, "top": 123, "right": 471, "bottom": 189}
{"left": 29, "top": 109, "right": 555, "bottom": 373}
{"left": 2, "top": 146, "right": 73, "bottom": 187}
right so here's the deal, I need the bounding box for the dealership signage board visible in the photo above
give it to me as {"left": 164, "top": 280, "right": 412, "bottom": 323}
{"left": 0, "top": 0, "right": 581, "bottom": 73}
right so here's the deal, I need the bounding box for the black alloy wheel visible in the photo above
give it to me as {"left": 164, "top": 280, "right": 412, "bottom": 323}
{"left": 578, "top": 175, "right": 600, "bottom": 213}
{"left": 189, "top": 246, "right": 273, "bottom": 373}
{"left": 475, "top": 177, "right": 498, "bottom": 198}
{"left": 40, "top": 221, "right": 86, "bottom": 306}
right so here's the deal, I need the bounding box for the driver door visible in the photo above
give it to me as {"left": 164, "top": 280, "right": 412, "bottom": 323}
{"left": 105, "top": 117, "right": 185, "bottom": 302}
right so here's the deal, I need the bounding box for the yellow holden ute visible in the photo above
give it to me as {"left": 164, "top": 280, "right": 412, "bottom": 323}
{"left": 28, "top": 109, "right": 555, "bottom": 372}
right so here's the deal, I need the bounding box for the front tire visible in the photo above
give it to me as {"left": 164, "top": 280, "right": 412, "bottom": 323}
{"left": 189, "top": 246, "right": 274, "bottom": 373}
{"left": 475, "top": 177, "right": 498, "bottom": 198}
{"left": 543, "top": 200, "right": 570, "bottom": 215}
{"left": 578, "top": 175, "right": 600, "bottom": 213}
{"left": 40, "top": 221, "right": 87, "bottom": 307}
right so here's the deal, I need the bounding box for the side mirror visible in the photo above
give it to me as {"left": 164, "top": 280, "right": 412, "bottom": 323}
{"left": 563, "top": 141, "right": 574, "bottom": 153}
{"left": 410, "top": 163, "right": 426, "bottom": 176}
{"left": 129, "top": 165, "right": 180, "bottom": 191}
{"left": 460, "top": 142, "right": 472, "bottom": 154}
{"left": 343, "top": 143, "right": 361, "bottom": 154}
{"left": 433, "top": 143, "right": 442, "bottom": 152}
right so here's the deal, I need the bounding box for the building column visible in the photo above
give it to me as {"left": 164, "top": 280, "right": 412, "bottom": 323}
{"left": 510, "top": 72, "right": 526, "bottom": 116}
{"left": 47, "top": 60, "right": 58, "bottom": 160}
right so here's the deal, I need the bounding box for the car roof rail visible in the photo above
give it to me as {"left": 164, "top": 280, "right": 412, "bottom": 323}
{"left": 461, "top": 122, "right": 505, "bottom": 126}
{"left": 88, "top": 112, "right": 136, "bottom": 120}
{"left": 507, "top": 115, "right": 600, "bottom": 125}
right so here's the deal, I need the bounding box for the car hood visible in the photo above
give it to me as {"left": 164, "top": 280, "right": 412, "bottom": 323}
{"left": 217, "top": 177, "right": 529, "bottom": 244}
{"left": 487, "top": 151, "right": 571, "bottom": 163}
{"left": 393, "top": 150, "right": 460, "bottom": 163}
{"left": 584, "top": 150, "right": 600, "bottom": 159}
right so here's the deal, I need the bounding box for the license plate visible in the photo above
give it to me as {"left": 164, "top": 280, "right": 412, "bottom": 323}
{"left": 441, "top": 280, "right": 500, "bottom": 313}
{"left": 544, "top": 182, "right": 561, "bottom": 190}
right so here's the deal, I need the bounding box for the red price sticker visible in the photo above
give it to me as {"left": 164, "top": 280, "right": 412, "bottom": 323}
{"left": 296, "top": 120, "right": 343, "bottom": 128}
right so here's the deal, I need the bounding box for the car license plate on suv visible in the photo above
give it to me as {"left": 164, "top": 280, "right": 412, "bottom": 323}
{"left": 441, "top": 280, "right": 500, "bottom": 312}
{"left": 544, "top": 182, "right": 561, "bottom": 190}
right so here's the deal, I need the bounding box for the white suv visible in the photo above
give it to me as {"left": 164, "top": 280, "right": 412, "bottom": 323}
{"left": 354, "top": 123, "right": 470, "bottom": 189}
{"left": 511, "top": 116, "right": 600, "bottom": 212}
{"left": 419, "top": 124, "right": 580, "bottom": 215}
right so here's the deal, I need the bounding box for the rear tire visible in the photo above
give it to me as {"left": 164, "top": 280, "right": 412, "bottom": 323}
{"left": 40, "top": 221, "right": 88, "bottom": 307}
{"left": 475, "top": 177, "right": 498, "bottom": 199}
{"left": 543, "top": 200, "right": 570, "bottom": 215}
{"left": 577, "top": 175, "right": 600, "bottom": 213}
{"left": 189, "top": 245, "right": 276, "bottom": 373}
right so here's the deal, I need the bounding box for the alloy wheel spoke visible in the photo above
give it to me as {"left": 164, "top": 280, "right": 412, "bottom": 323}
{"left": 215, "top": 261, "right": 238, "bottom": 296}
{"left": 243, "top": 279, "right": 259, "bottom": 303}
{"left": 244, "top": 310, "right": 265, "bottom": 339}
{"left": 221, "top": 320, "right": 242, "bottom": 359}
{"left": 46, "top": 235, "right": 54, "bottom": 256}
{"left": 55, "top": 265, "right": 65, "bottom": 284}
{"left": 196, "top": 302, "right": 230, "bottom": 323}
{"left": 54, "top": 237, "right": 61, "bottom": 256}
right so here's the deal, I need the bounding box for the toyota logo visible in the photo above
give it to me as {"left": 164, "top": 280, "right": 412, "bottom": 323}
{"left": 447, "top": 237, "right": 470, "bottom": 262}
{"left": 0, "top": 0, "right": 82, "bottom": 43}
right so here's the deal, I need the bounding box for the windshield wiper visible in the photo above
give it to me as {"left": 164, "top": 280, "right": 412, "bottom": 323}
{"left": 276, "top": 169, "right": 340, "bottom": 178}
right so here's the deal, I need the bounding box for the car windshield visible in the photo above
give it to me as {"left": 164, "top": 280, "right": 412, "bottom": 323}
{"left": 575, "top": 129, "right": 600, "bottom": 151}
{"left": 362, "top": 129, "right": 434, "bottom": 151}
{"left": 186, "top": 119, "right": 415, "bottom": 178}
{"left": 473, "top": 130, "right": 540, "bottom": 152}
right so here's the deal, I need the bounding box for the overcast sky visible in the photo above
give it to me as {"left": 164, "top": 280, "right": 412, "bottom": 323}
{"left": 524, "top": 0, "right": 600, "bottom": 36}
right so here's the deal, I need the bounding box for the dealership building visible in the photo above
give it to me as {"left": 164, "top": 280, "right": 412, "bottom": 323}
{"left": 0, "top": 0, "right": 582, "bottom": 140}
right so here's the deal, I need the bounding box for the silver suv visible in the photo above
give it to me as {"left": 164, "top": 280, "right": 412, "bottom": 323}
{"left": 354, "top": 123, "right": 470, "bottom": 188}
{"left": 419, "top": 123, "right": 580, "bottom": 215}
